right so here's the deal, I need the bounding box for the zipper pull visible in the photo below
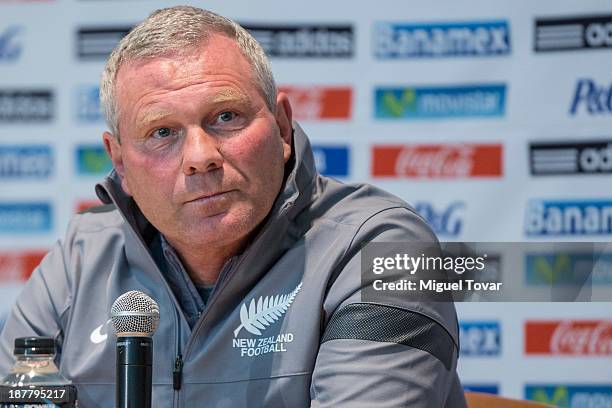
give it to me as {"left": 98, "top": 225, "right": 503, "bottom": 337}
{"left": 173, "top": 354, "right": 183, "bottom": 390}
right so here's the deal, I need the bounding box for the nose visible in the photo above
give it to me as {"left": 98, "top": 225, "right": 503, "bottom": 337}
{"left": 181, "top": 128, "right": 224, "bottom": 175}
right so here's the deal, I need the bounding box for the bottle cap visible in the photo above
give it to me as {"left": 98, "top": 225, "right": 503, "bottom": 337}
{"left": 14, "top": 337, "right": 55, "bottom": 356}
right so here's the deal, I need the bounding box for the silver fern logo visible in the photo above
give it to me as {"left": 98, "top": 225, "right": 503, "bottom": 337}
{"left": 232, "top": 282, "right": 303, "bottom": 357}
{"left": 234, "top": 282, "right": 302, "bottom": 337}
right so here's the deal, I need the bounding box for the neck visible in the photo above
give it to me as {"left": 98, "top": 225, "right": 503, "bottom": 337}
{"left": 165, "top": 237, "right": 246, "bottom": 285}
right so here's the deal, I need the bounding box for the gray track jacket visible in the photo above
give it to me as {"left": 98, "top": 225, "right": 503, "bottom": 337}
{"left": 0, "top": 124, "right": 466, "bottom": 407}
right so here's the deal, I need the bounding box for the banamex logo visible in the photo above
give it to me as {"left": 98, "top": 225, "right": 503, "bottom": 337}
{"left": 459, "top": 322, "right": 501, "bottom": 356}
{"left": 375, "top": 20, "right": 511, "bottom": 58}
{"left": 525, "top": 199, "right": 612, "bottom": 236}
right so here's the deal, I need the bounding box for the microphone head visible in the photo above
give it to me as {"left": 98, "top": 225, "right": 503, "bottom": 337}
{"left": 110, "top": 290, "right": 160, "bottom": 337}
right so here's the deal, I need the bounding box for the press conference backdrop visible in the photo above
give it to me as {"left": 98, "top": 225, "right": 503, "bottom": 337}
{"left": 1, "top": 0, "right": 611, "bottom": 405}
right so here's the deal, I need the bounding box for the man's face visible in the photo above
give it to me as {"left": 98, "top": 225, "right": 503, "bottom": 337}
{"left": 103, "top": 35, "right": 292, "bottom": 253}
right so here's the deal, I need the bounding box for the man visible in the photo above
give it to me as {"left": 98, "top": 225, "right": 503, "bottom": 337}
{"left": 0, "top": 6, "right": 466, "bottom": 407}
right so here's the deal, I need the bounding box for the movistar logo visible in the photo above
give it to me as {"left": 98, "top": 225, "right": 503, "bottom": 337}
{"left": 375, "top": 84, "right": 506, "bottom": 119}
{"left": 526, "top": 251, "right": 612, "bottom": 285}
{"left": 379, "top": 89, "right": 417, "bottom": 117}
{"left": 76, "top": 145, "right": 112, "bottom": 175}
{"left": 528, "top": 253, "right": 573, "bottom": 284}
{"left": 527, "top": 386, "right": 569, "bottom": 406}
{"left": 526, "top": 385, "right": 612, "bottom": 407}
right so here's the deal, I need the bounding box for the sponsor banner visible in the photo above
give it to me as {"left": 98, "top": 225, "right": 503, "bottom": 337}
{"left": 526, "top": 385, "right": 612, "bottom": 407}
{"left": 311, "top": 145, "right": 349, "bottom": 177}
{"left": 525, "top": 199, "right": 612, "bottom": 236}
{"left": 374, "top": 20, "right": 511, "bottom": 59}
{"left": 75, "top": 145, "right": 112, "bottom": 175}
{"left": 415, "top": 201, "right": 465, "bottom": 237}
{"left": 0, "top": 26, "right": 22, "bottom": 62}
{"left": 76, "top": 26, "right": 131, "bottom": 59}
{"left": 535, "top": 14, "right": 612, "bottom": 52}
{"left": 75, "top": 199, "right": 103, "bottom": 213}
{"left": 0, "top": 250, "right": 46, "bottom": 281}
{"left": 463, "top": 385, "right": 499, "bottom": 395}
{"left": 242, "top": 24, "right": 353, "bottom": 58}
{"left": 0, "top": 145, "right": 52, "bottom": 179}
{"left": 374, "top": 84, "right": 505, "bottom": 119}
{"left": 76, "top": 85, "right": 102, "bottom": 122}
{"left": 525, "top": 251, "right": 612, "bottom": 285}
{"left": 371, "top": 143, "right": 502, "bottom": 178}
{"left": 530, "top": 140, "right": 612, "bottom": 175}
{"left": 0, "top": 90, "right": 53, "bottom": 122}
{"left": 459, "top": 321, "right": 501, "bottom": 356}
{"left": 569, "top": 79, "right": 612, "bottom": 116}
{"left": 525, "top": 320, "right": 612, "bottom": 355}
{"left": 361, "top": 242, "right": 610, "bottom": 302}
{"left": 278, "top": 86, "right": 351, "bottom": 120}
{"left": 0, "top": 203, "right": 52, "bottom": 233}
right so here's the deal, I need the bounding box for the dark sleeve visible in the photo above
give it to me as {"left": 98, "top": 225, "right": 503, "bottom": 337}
{"left": 310, "top": 207, "right": 467, "bottom": 408}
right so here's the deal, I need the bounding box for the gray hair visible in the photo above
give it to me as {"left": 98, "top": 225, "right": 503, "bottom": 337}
{"left": 99, "top": 6, "right": 277, "bottom": 140}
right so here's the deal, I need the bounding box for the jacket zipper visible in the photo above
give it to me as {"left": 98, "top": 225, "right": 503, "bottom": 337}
{"left": 173, "top": 353, "right": 183, "bottom": 390}
{"left": 180, "top": 206, "right": 294, "bottom": 361}
{"left": 181, "top": 255, "right": 241, "bottom": 358}
{"left": 172, "top": 305, "right": 183, "bottom": 407}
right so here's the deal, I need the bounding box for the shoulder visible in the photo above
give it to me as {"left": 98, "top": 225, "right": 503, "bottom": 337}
{"left": 60, "top": 204, "right": 126, "bottom": 252}
{"left": 71, "top": 203, "right": 123, "bottom": 232}
{"left": 309, "top": 178, "right": 458, "bottom": 344}
{"left": 308, "top": 176, "right": 435, "bottom": 242}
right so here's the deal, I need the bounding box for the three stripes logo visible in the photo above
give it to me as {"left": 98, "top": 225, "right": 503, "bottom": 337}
{"left": 529, "top": 140, "right": 612, "bottom": 175}
{"left": 535, "top": 14, "right": 612, "bottom": 52}
{"left": 77, "top": 26, "right": 132, "bottom": 59}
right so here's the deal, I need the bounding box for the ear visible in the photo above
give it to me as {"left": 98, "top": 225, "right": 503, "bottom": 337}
{"left": 275, "top": 92, "right": 293, "bottom": 163}
{"left": 103, "top": 131, "right": 132, "bottom": 196}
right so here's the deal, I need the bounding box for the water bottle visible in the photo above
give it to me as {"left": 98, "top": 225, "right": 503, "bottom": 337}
{"left": 0, "top": 337, "right": 77, "bottom": 407}
{"left": 2, "top": 337, "right": 69, "bottom": 387}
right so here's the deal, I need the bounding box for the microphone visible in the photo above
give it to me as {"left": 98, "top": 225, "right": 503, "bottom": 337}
{"left": 110, "top": 291, "right": 160, "bottom": 408}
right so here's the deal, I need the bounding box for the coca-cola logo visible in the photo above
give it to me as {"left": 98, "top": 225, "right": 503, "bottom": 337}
{"left": 286, "top": 88, "right": 325, "bottom": 119}
{"left": 395, "top": 145, "right": 475, "bottom": 177}
{"left": 550, "top": 321, "right": 612, "bottom": 355}
{"left": 0, "top": 251, "right": 45, "bottom": 281}
{"left": 371, "top": 143, "right": 502, "bottom": 178}
{"left": 279, "top": 86, "right": 351, "bottom": 120}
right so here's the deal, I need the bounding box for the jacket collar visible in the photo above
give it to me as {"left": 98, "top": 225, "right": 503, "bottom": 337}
{"left": 95, "top": 121, "right": 318, "bottom": 241}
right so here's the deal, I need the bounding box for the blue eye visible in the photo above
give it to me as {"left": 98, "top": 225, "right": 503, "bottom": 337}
{"left": 152, "top": 127, "right": 173, "bottom": 138}
{"left": 218, "top": 111, "right": 236, "bottom": 122}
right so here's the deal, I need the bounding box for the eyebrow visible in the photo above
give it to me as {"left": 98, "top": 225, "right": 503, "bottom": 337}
{"left": 211, "top": 89, "right": 249, "bottom": 105}
{"left": 138, "top": 110, "right": 174, "bottom": 126}
{"left": 136, "top": 89, "right": 251, "bottom": 127}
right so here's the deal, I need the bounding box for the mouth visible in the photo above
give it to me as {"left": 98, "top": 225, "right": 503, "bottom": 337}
{"left": 185, "top": 190, "right": 232, "bottom": 204}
